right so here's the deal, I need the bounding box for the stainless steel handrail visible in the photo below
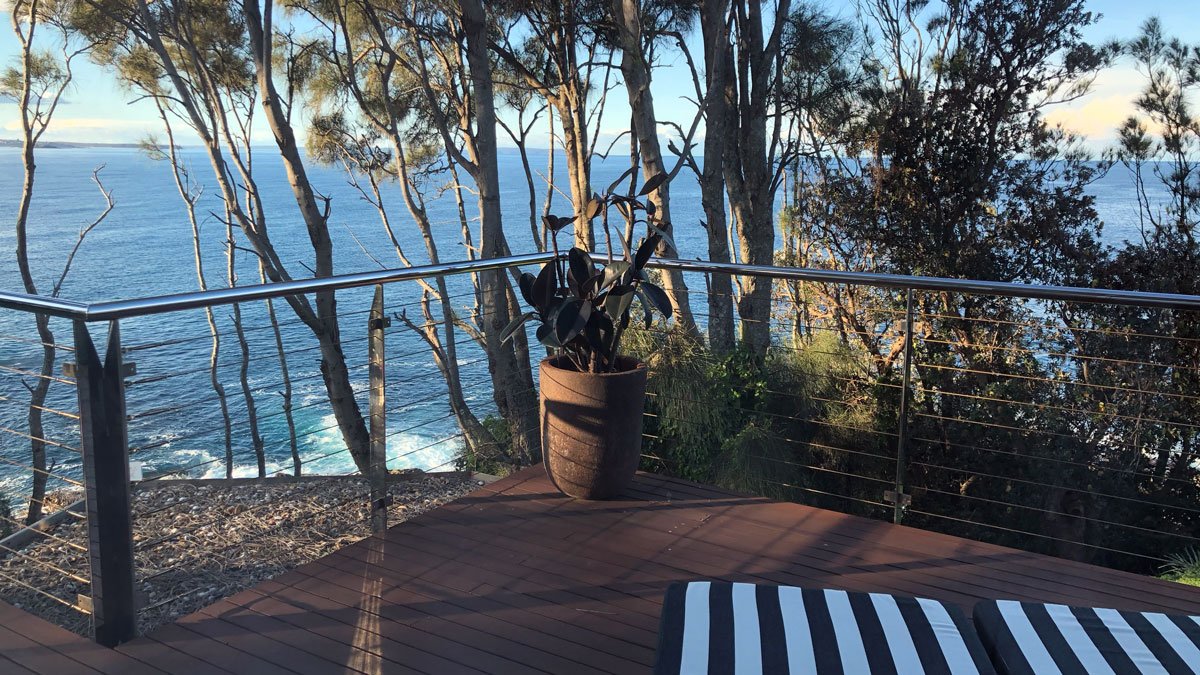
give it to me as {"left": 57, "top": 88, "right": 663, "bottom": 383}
{"left": 2, "top": 252, "right": 1200, "bottom": 321}
{"left": 649, "top": 259, "right": 1200, "bottom": 311}
{"left": 0, "top": 292, "right": 90, "bottom": 320}
{"left": 0, "top": 252, "right": 555, "bottom": 321}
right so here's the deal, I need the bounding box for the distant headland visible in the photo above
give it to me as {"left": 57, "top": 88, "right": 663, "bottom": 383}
{"left": 0, "top": 139, "right": 145, "bottom": 149}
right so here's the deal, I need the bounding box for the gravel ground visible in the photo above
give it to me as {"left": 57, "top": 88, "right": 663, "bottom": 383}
{"left": 0, "top": 472, "right": 475, "bottom": 637}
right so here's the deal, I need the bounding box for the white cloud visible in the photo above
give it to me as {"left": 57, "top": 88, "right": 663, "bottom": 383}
{"left": 2, "top": 116, "right": 157, "bottom": 143}
{"left": 1043, "top": 66, "right": 1156, "bottom": 149}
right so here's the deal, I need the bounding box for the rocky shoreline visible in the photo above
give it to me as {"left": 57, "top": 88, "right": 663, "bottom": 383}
{"left": 0, "top": 472, "right": 476, "bottom": 637}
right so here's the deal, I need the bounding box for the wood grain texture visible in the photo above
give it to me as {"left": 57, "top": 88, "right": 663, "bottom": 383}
{"left": 4, "top": 466, "right": 1200, "bottom": 674}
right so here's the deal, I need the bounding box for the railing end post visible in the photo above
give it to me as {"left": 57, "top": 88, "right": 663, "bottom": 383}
{"left": 74, "top": 320, "right": 137, "bottom": 647}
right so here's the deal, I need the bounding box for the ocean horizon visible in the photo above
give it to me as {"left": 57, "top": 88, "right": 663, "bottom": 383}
{"left": 0, "top": 146, "right": 1174, "bottom": 500}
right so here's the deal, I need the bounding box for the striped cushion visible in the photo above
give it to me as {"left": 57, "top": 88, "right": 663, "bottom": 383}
{"left": 654, "top": 581, "right": 996, "bottom": 674}
{"left": 974, "top": 599, "right": 1200, "bottom": 674}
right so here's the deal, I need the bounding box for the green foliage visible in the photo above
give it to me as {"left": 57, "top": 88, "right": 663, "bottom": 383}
{"left": 0, "top": 50, "right": 66, "bottom": 102}
{"left": 1161, "top": 549, "right": 1200, "bottom": 587}
{"left": 632, "top": 326, "right": 891, "bottom": 509}
{"left": 456, "top": 416, "right": 514, "bottom": 477}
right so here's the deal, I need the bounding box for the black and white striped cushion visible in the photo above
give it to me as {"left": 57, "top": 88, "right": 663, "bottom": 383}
{"left": 974, "top": 599, "right": 1200, "bottom": 674}
{"left": 654, "top": 581, "right": 996, "bottom": 674}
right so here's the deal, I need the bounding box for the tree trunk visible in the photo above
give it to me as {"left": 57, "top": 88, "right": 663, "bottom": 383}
{"left": 261, "top": 266, "right": 300, "bottom": 476}
{"left": 701, "top": 0, "right": 735, "bottom": 353}
{"left": 461, "top": 0, "right": 541, "bottom": 463}
{"left": 554, "top": 92, "right": 595, "bottom": 251}
{"left": 611, "top": 0, "right": 697, "bottom": 335}
{"left": 724, "top": 0, "right": 790, "bottom": 359}
{"left": 13, "top": 23, "right": 51, "bottom": 524}
{"left": 243, "top": 0, "right": 372, "bottom": 472}
{"left": 226, "top": 217, "right": 265, "bottom": 478}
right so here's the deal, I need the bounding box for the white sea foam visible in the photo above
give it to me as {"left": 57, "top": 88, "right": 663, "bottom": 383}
{"left": 297, "top": 414, "right": 463, "bottom": 475}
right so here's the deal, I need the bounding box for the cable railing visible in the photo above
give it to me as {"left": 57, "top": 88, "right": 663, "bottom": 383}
{"left": 634, "top": 275, "right": 1200, "bottom": 579}
{"left": 1, "top": 251, "right": 1199, "bottom": 647}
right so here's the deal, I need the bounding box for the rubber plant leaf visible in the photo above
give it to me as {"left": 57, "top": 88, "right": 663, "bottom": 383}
{"left": 638, "top": 172, "right": 668, "bottom": 196}
{"left": 604, "top": 284, "right": 636, "bottom": 321}
{"left": 640, "top": 281, "right": 673, "bottom": 317}
{"left": 518, "top": 272, "right": 536, "bottom": 307}
{"left": 501, "top": 312, "right": 536, "bottom": 344}
{"left": 531, "top": 260, "right": 557, "bottom": 313}
{"left": 568, "top": 247, "right": 594, "bottom": 292}
{"left": 634, "top": 233, "right": 662, "bottom": 271}
{"left": 555, "top": 298, "right": 592, "bottom": 344}
{"left": 601, "top": 260, "right": 632, "bottom": 291}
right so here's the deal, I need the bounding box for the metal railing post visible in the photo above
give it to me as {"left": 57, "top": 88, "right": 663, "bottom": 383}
{"left": 71, "top": 320, "right": 136, "bottom": 646}
{"left": 891, "top": 289, "right": 916, "bottom": 524}
{"left": 368, "top": 285, "right": 389, "bottom": 534}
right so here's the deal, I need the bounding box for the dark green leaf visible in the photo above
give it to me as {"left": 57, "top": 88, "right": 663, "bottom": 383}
{"left": 600, "top": 260, "right": 632, "bottom": 290}
{"left": 549, "top": 215, "right": 577, "bottom": 232}
{"left": 648, "top": 225, "right": 678, "bottom": 255}
{"left": 518, "top": 272, "right": 536, "bottom": 307}
{"left": 638, "top": 172, "right": 668, "bottom": 196}
{"left": 536, "top": 322, "right": 560, "bottom": 348}
{"left": 640, "top": 282, "right": 673, "bottom": 318}
{"left": 584, "top": 312, "right": 609, "bottom": 359}
{"left": 607, "top": 165, "right": 638, "bottom": 195}
{"left": 585, "top": 195, "right": 604, "bottom": 220}
{"left": 554, "top": 299, "right": 592, "bottom": 344}
{"left": 603, "top": 285, "right": 635, "bottom": 321}
{"left": 580, "top": 271, "right": 605, "bottom": 297}
{"left": 500, "top": 312, "right": 536, "bottom": 344}
{"left": 613, "top": 201, "right": 631, "bottom": 221}
{"left": 634, "top": 233, "right": 662, "bottom": 271}
{"left": 568, "top": 247, "right": 594, "bottom": 291}
{"left": 531, "top": 261, "right": 557, "bottom": 313}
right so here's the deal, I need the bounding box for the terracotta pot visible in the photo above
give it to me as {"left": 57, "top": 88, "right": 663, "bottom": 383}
{"left": 539, "top": 355, "right": 648, "bottom": 499}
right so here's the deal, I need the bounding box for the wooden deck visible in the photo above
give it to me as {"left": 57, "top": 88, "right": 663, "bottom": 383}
{"left": 5, "top": 466, "right": 1200, "bottom": 674}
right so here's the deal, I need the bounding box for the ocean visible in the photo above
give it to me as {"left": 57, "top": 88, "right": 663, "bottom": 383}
{"left": 0, "top": 146, "right": 1171, "bottom": 498}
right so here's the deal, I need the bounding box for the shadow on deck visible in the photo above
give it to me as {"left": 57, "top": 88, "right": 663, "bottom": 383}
{"left": 4, "top": 466, "right": 1200, "bottom": 674}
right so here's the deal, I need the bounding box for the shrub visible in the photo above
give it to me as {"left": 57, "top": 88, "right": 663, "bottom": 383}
{"left": 456, "top": 416, "right": 515, "bottom": 477}
{"left": 1161, "top": 549, "right": 1200, "bottom": 587}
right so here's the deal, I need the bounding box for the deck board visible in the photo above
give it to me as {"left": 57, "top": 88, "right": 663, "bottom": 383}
{"left": 5, "top": 466, "right": 1200, "bottom": 674}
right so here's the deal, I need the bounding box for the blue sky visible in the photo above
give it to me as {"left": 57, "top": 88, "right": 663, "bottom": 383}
{"left": 0, "top": 0, "right": 1196, "bottom": 151}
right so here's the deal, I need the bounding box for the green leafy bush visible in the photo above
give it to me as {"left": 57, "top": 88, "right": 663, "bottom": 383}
{"left": 456, "top": 416, "right": 514, "bottom": 477}
{"left": 628, "top": 325, "right": 889, "bottom": 507}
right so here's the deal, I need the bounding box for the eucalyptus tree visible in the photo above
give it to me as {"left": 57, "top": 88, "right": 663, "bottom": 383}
{"left": 3, "top": 0, "right": 112, "bottom": 522}
{"left": 291, "top": 0, "right": 505, "bottom": 464}
{"left": 605, "top": 0, "right": 699, "bottom": 334}
{"left": 70, "top": 0, "right": 375, "bottom": 473}
{"left": 139, "top": 121, "right": 240, "bottom": 478}
{"left": 722, "top": 0, "right": 792, "bottom": 359}
{"left": 490, "top": 0, "right": 611, "bottom": 250}
{"left": 428, "top": 0, "right": 542, "bottom": 463}
{"left": 697, "top": 0, "right": 734, "bottom": 352}
{"left": 779, "top": 0, "right": 1118, "bottom": 558}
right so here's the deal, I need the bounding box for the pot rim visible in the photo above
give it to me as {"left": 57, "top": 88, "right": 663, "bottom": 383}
{"left": 540, "top": 354, "right": 646, "bottom": 376}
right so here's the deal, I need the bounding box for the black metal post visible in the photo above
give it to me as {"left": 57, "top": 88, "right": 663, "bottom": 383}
{"left": 72, "top": 320, "right": 136, "bottom": 646}
{"left": 368, "top": 286, "right": 388, "bottom": 534}
{"left": 892, "top": 289, "right": 916, "bottom": 524}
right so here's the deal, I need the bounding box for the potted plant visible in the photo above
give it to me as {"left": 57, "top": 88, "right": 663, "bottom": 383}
{"left": 502, "top": 172, "right": 675, "bottom": 499}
